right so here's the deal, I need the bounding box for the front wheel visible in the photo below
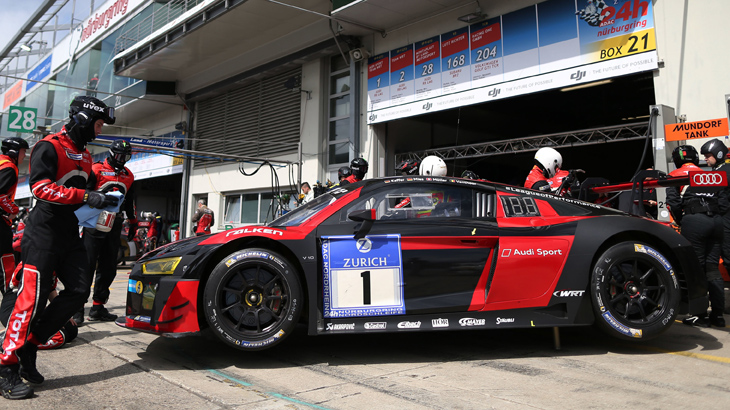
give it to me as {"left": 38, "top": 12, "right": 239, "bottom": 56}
{"left": 203, "top": 249, "right": 302, "bottom": 351}
{"left": 591, "top": 242, "right": 680, "bottom": 341}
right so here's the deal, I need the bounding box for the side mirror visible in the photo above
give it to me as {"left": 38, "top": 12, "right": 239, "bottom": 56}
{"left": 348, "top": 209, "right": 376, "bottom": 239}
{"left": 348, "top": 209, "right": 376, "bottom": 222}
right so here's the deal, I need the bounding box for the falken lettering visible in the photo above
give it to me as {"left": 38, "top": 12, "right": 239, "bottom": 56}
{"left": 226, "top": 227, "right": 284, "bottom": 237}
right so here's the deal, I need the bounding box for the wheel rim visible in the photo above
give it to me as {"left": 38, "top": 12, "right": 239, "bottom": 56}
{"left": 601, "top": 256, "right": 670, "bottom": 325}
{"left": 218, "top": 263, "right": 290, "bottom": 337}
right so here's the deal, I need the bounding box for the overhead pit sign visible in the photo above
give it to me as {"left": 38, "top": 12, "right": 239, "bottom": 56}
{"left": 664, "top": 118, "right": 729, "bottom": 141}
{"left": 366, "top": 0, "right": 658, "bottom": 124}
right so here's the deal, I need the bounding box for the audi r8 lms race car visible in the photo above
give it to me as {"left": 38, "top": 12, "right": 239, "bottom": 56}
{"left": 118, "top": 176, "right": 707, "bottom": 351}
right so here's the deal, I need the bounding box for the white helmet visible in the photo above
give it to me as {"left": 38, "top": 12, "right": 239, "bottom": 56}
{"left": 534, "top": 147, "right": 562, "bottom": 178}
{"left": 419, "top": 155, "right": 448, "bottom": 176}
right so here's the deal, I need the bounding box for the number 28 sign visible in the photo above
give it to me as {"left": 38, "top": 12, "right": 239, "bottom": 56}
{"left": 6, "top": 106, "right": 37, "bottom": 133}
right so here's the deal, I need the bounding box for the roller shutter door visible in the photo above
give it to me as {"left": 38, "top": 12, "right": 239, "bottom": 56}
{"left": 194, "top": 67, "right": 301, "bottom": 168}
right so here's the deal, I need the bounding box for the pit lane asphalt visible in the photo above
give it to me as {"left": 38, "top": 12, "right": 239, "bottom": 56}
{"left": 4, "top": 265, "right": 730, "bottom": 409}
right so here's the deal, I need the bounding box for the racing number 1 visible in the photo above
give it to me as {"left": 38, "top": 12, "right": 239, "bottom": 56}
{"left": 361, "top": 271, "right": 371, "bottom": 305}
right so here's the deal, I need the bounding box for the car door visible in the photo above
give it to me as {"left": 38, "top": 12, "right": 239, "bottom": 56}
{"left": 316, "top": 181, "right": 499, "bottom": 319}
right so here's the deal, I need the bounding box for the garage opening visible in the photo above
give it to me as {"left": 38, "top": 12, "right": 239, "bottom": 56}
{"left": 390, "top": 72, "right": 656, "bottom": 185}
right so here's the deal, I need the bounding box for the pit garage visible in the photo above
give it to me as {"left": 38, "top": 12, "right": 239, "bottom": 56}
{"left": 389, "top": 71, "right": 657, "bottom": 186}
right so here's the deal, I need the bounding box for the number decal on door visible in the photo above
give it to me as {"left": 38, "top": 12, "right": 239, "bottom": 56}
{"left": 322, "top": 234, "right": 405, "bottom": 318}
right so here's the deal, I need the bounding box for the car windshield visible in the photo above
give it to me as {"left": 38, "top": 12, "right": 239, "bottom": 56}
{"left": 269, "top": 192, "right": 339, "bottom": 227}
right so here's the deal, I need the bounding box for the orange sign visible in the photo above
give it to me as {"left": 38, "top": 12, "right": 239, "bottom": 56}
{"left": 665, "top": 118, "right": 729, "bottom": 141}
{"left": 2, "top": 81, "right": 23, "bottom": 110}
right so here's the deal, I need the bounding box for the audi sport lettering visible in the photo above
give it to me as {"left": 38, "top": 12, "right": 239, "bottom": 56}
{"left": 503, "top": 248, "right": 563, "bottom": 257}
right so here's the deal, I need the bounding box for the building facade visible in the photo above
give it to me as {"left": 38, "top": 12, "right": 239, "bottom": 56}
{"left": 2, "top": 0, "right": 730, "bottom": 237}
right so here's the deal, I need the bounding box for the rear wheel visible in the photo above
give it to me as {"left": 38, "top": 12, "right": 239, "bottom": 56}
{"left": 203, "top": 249, "right": 302, "bottom": 351}
{"left": 590, "top": 242, "right": 680, "bottom": 341}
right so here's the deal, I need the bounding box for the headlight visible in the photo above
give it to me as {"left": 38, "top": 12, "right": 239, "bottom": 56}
{"left": 141, "top": 257, "right": 182, "bottom": 275}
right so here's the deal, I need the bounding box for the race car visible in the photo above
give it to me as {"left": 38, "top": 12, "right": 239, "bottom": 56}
{"left": 117, "top": 176, "right": 707, "bottom": 351}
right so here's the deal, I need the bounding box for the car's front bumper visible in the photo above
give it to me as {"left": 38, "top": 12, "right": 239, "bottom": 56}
{"left": 117, "top": 276, "right": 202, "bottom": 336}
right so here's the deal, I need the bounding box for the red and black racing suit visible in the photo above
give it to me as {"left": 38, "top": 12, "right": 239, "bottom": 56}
{"left": 343, "top": 175, "right": 361, "bottom": 184}
{"left": 0, "top": 154, "right": 20, "bottom": 326}
{"left": 1, "top": 129, "right": 93, "bottom": 364}
{"left": 524, "top": 166, "right": 568, "bottom": 192}
{"left": 666, "top": 162, "right": 726, "bottom": 321}
{"left": 84, "top": 158, "right": 136, "bottom": 305}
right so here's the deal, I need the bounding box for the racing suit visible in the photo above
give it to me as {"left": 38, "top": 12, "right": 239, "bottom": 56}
{"left": 524, "top": 166, "right": 568, "bottom": 192}
{"left": 343, "top": 175, "right": 361, "bottom": 184}
{"left": 0, "top": 129, "right": 93, "bottom": 364}
{"left": 667, "top": 162, "right": 726, "bottom": 321}
{"left": 192, "top": 205, "right": 214, "bottom": 235}
{"left": 84, "top": 159, "right": 136, "bottom": 305}
{"left": 0, "top": 155, "right": 19, "bottom": 327}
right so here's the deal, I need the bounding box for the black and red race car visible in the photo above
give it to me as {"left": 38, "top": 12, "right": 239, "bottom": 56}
{"left": 117, "top": 176, "right": 708, "bottom": 350}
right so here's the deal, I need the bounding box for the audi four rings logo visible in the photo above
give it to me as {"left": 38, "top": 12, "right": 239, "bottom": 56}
{"left": 692, "top": 172, "right": 725, "bottom": 186}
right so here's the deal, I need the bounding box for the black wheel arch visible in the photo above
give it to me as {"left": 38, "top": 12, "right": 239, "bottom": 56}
{"left": 563, "top": 216, "right": 705, "bottom": 320}
{"left": 194, "top": 237, "right": 309, "bottom": 330}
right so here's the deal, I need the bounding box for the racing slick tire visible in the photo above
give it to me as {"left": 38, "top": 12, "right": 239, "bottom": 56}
{"left": 590, "top": 242, "right": 680, "bottom": 341}
{"left": 203, "top": 249, "right": 302, "bottom": 351}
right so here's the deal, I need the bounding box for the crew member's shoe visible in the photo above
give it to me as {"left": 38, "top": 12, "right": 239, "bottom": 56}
{"left": 89, "top": 305, "right": 117, "bottom": 321}
{"left": 17, "top": 344, "right": 43, "bottom": 384}
{"left": 710, "top": 315, "right": 726, "bottom": 328}
{"left": 0, "top": 364, "right": 33, "bottom": 400}
{"left": 682, "top": 315, "right": 710, "bottom": 327}
{"left": 72, "top": 308, "right": 85, "bottom": 325}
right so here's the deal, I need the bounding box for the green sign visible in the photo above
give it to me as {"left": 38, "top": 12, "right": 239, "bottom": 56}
{"left": 6, "top": 106, "right": 37, "bottom": 133}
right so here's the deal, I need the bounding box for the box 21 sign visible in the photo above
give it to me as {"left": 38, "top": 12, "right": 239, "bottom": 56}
{"left": 6, "top": 106, "right": 37, "bottom": 133}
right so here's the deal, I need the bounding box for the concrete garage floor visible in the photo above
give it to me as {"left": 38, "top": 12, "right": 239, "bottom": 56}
{"left": 1, "top": 266, "right": 730, "bottom": 409}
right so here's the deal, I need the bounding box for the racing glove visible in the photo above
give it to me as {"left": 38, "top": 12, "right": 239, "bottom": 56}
{"left": 84, "top": 190, "right": 119, "bottom": 208}
{"left": 127, "top": 218, "right": 138, "bottom": 241}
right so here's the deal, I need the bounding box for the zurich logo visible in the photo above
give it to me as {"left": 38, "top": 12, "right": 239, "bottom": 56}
{"left": 356, "top": 238, "right": 372, "bottom": 253}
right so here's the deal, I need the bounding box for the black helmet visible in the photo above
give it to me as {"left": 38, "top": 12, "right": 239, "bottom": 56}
{"left": 461, "top": 170, "right": 479, "bottom": 180}
{"left": 350, "top": 157, "right": 368, "bottom": 180}
{"left": 337, "top": 166, "right": 352, "bottom": 180}
{"left": 395, "top": 159, "right": 419, "bottom": 176}
{"left": 69, "top": 96, "right": 115, "bottom": 128}
{"left": 1, "top": 137, "right": 29, "bottom": 161}
{"left": 700, "top": 138, "right": 729, "bottom": 162}
{"left": 672, "top": 145, "right": 699, "bottom": 168}
{"left": 108, "top": 139, "right": 132, "bottom": 170}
